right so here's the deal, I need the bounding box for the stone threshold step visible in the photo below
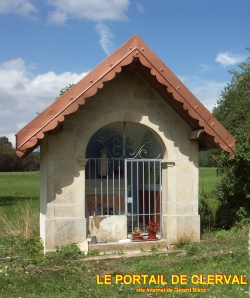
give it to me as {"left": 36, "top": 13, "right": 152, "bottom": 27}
{"left": 88, "top": 239, "right": 168, "bottom": 253}
{"left": 83, "top": 249, "right": 185, "bottom": 262}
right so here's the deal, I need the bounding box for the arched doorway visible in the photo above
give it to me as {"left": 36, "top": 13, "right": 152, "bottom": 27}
{"left": 85, "top": 122, "right": 162, "bottom": 238}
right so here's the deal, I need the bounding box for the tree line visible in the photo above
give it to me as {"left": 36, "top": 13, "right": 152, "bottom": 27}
{"left": 0, "top": 85, "right": 73, "bottom": 172}
{"left": 0, "top": 136, "right": 39, "bottom": 172}
{"left": 200, "top": 47, "right": 250, "bottom": 230}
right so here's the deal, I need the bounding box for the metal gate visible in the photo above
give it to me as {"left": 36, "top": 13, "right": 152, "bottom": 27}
{"left": 85, "top": 158, "right": 162, "bottom": 237}
{"left": 125, "top": 159, "right": 162, "bottom": 237}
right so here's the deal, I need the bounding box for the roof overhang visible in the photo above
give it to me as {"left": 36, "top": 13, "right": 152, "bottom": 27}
{"left": 15, "top": 34, "right": 236, "bottom": 158}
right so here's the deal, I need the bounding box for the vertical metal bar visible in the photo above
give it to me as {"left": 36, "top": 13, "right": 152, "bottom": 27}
{"left": 88, "top": 160, "right": 91, "bottom": 216}
{"left": 131, "top": 160, "right": 133, "bottom": 233}
{"left": 137, "top": 161, "right": 139, "bottom": 230}
{"left": 95, "top": 159, "right": 97, "bottom": 215}
{"left": 154, "top": 161, "right": 156, "bottom": 222}
{"left": 160, "top": 160, "right": 162, "bottom": 238}
{"left": 142, "top": 161, "right": 145, "bottom": 233}
{"left": 148, "top": 161, "right": 150, "bottom": 223}
{"left": 107, "top": 158, "right": 109, "bottom": 215}
{"left": 101, "top": 158, "right": 103, "bottom": 216}
{"left": 113, "top": 159, "right": 115, "bottom": 214}
{"left": 124, "top": 159, "right": 127, "bottom": 215}
{"left": 118, "top": 159, "right": 121, "bottom": 215}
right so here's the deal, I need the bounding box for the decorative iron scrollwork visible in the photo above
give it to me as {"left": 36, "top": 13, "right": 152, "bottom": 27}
{"left": 86, "top": 123, "right": 161, "bottom": 159}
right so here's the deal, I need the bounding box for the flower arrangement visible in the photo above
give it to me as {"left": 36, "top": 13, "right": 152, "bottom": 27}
{"left": 133, "top": 227, "right": 142, "bottom": 236}
{"left": 147, "top": 221, "right": 160, "bottom": 235}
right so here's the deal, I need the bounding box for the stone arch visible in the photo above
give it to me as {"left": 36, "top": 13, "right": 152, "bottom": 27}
{"left": 74, "top": 109, "right": 175, "bottom": 162}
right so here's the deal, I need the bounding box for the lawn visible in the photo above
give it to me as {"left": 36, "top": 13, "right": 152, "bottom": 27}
{"left": 0, "top": 171, "right": 40, "bottom": 202}
{"left": 0, "top": 167, "right": 216, "bottom": 206}
{"left": 199, "top": 167, "right": 220, "bottom": 194}
{"left": 0, "top": 169, "right": 249, "bottom": 297}
{"left": 0, "top": 227, "right": 249, "bottom": 297}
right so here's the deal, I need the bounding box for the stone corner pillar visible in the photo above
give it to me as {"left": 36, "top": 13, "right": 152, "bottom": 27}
{"left": 161, "top": 159, "right": 200, "bottom": 244}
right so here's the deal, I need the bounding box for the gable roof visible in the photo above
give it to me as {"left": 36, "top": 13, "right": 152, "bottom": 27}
{"left": 15, "top": 34, "right": 236, "bottom": 158}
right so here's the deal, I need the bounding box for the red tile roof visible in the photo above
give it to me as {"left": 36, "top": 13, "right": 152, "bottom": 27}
{"left": 15, "top": 34, "right": 236, "bottom": 158}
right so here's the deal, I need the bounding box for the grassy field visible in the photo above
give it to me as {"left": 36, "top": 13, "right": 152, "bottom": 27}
{"left": 0, "top": 171, "right": 40, "bottom": 200}
{"left": 0, "top": 168, "right": 217, "bottom": 205}
{"left": 0, "top": 169, "right": 249, "bottom": 297}
{"left": 0, "top": 172, "right": 40, "bottom": 234}
{"left": 199, "top": 167, "right": 220, "bottom": 194}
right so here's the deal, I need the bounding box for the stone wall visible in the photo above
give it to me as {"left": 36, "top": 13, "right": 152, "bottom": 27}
{"left": 40, "top": 71, "right": 200, "bottom": 251}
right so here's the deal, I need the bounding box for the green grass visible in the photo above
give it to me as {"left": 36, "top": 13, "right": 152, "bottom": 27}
{"left": 0, "top": 171, "right": 40, "bottom": 201}
{"left": 0, "top": 167, "right": 218, "bottom": 205}
{"left": 1, "top": 169, "right": 247, "bottom": 298}
{"left": 0, "top": 172, "right": 40, "bottom": 246}
{"left": 0, "top": 171, "right": 39, "bottom": 209}
{"left": 199, "top": 167, "right": 220, "bottom": 194}
{"left": 0, "top": 227, "right": 249, "bottom": 297}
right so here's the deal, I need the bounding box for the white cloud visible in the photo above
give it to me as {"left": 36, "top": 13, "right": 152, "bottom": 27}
{"left": 0, "top": 58, "right": 88, "bottom": 146}
{"left": 47, "top": 0, "right": 130, "bottom": 24}
{"left": 95, "top": 23, "right": 115, "bottom": 56}
{"left": 0, "top": 0, "right": 37, "bottom": 17}
{"left": 136, "top": 3, "right": 144, "bottom": 13}
{"left": 215, "top": 51, "right": 247, "bottom": 67}
{"left": 47, "top": 10, "right": 68, "bottom": 26}
{"left": 179, "top": 75, "right": 228, "bottom": 111}
{"left": 198, "top": 64, "right": 210, "bottom": 72}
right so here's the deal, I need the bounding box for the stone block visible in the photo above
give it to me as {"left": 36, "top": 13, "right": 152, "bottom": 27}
{"left": 66, "top": 110, "right": 85, "bottom": 122}
{"left": 103, "top": 110, "right": 123, "bottom": 124}
{"left": 45, "top": 219, "right": 55, "bottom": 250}
{"left": 73, "top": 139, "right": 88, "bottom": 160}
{"left": 63, "top": 121, "right": 77, "bottom": 133}
{"left": 48, "top": 134, "right": 72, "bottom": 159}
{"left": 87, "top": 112, "right": 107, "bottom": 125}
{"left": 54, "top": 219, "right": 75, "bottom": 247}
{"left": 117, "top": 83, "right": 132, "bottom": 98}
{"left": 127, "top": 100, "right": 144, "bottom": 109}
{"left": 54, "top": 176, "right": 75, "bottom": 203}
{"left": 162, "top": 214, "right": 200, "bottom": 244}
{"left": 176, "top": 203, "right": 196, "bottom": 214}
{"left": 54, "top": 205, "right": 74, "bottom": 218}
{"left": 54, "top": 159, "right": 75, "bottom": 175}
{"left": 47, "top": 178, "right": 55, "bottom": 204}
{"left": 74, "top": 204, "right": 85, "bottom": 218}
{"left": 134, "top": 88, "right": 158, "bottom": 101}
{"left": 99, "top": 81, "right": 116, "bottom": 97}
{"left": 84, "top": 103, "right": 98, "bottom": 113}
{"left": 178, "top": 140, "right": 190, "bottom": 160}
{"left": 48, "top": 160, "right": 54, "bottom": 175}
{"left": 107, "top": 98, "right": 127, "bottom": 108}
{"left": 162, "top": 202, "right": 177, "bottom": 214}
{"left": 46, "top": 204, "right": 54, "bottom": 219}
{"left": 176, "top": 163, "right": 195, "bottom": 175}
{"left": 121, "top": 110, "right": 141, "bottom": 123}
{"left": 89, "top": 215, "right": 127, "bottom": 242}
{"left": 189, "top": 141, "right": 199, "bottom": 162}
{"left": 176, "top": 176, "right": 194, "bottom": 202}
{"left": 146, "top": 102, "right": 156, "bottom": 109}
{"left": 74, "top": 121, "right": 95, "bottom": 140}
{"left": 156, "top": 102, "right": 166, "bottom": 110}
{"left": 74, "top": 218, "right": 87, "bottom": 243}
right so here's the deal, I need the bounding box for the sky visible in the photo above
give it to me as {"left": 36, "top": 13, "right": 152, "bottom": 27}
{"left": 0, "top": 0, "right": 249, "bottom": 146}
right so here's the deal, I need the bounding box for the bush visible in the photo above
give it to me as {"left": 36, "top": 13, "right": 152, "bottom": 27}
{"left": 199, "top": 189, "right": 220, "bottom": 231}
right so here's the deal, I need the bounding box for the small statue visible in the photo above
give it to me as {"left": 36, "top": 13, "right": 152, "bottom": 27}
{"left": 98, "top": 149, "right": 109, "bottom": 178}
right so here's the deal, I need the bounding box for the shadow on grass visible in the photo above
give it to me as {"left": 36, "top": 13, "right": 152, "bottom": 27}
{"left": 0, "top": 196, "right": 39, "bottom": 206}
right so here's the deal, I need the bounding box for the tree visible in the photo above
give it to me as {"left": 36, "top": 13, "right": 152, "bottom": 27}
{"left": 0, "top": 137, "right": 21, "bottom": 171}
{"left": 56, "top": 84, "right": 74, "bottom": 100}
{"left": 212, "top": 49, "right": 250, "bottom": 228}
{"left": 0, "top": 136, "right": 40, "bottom": 172}
{"left": 0, "top": 136, "right": 12, "bottom": 147}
